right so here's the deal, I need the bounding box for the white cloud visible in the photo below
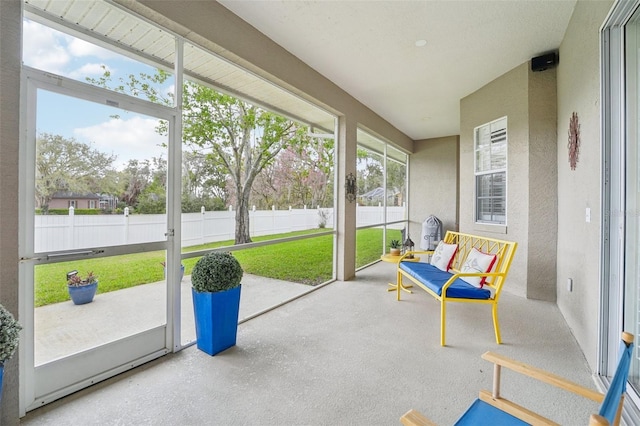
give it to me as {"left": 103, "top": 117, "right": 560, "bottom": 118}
{"left": 22, "top": 19, "right": 71, "bottom": 74}
{"left": 23, "top": 19, "right": 123, "bottom": 80}
{"left": 67, "top": 38, "right": 121, "bottom": 60}
{"left": 68, "top": 63, "right": 112, "bottom": 80}
{"left": 166, "top": 84, "right": 176, "bottom": 99}
{"left": 73, "top": 116, "right": 167, "bottom": 168}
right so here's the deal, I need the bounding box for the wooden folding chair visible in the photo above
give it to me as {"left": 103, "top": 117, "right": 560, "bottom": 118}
{"left": 401, "top": 332, "right": 634, "bottom": 426}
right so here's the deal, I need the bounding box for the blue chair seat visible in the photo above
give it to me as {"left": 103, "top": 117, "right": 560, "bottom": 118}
{"left": 399, "top": 262, "right": 491, "bottom": 299}
{"left": 455, "top": 399, "right": 530, "bottom": 425}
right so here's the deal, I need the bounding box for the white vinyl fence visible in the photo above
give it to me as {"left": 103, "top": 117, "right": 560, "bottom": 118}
{"left": 34, "top": 206, "right": 406, "bottom": 252}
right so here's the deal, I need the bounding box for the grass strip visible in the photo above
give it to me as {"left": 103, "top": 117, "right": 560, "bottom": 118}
{"left": 35, "top": 227, "right": 399, "bottom": 306}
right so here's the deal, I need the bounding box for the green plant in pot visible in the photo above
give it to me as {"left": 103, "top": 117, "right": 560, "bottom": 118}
{"left": 0, "top": 303, "right": 21, "bottom": 403}
{"left": 389, "top": 239, "right": 402, "bottom": 256}
{"left": 191, "top": 251, "right": 243, "bottom": 356}
{"left": 67, "top": 271, "right": 98, "bottom": 305}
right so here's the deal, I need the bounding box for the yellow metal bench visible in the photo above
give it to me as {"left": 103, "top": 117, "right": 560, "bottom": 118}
{"left": 395, "top": 231, "right": 517, "bottom": 346}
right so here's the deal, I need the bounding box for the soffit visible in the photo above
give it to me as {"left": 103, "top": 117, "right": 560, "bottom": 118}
{"left": 23, "top": 0, "right": 337, "bottom": 133}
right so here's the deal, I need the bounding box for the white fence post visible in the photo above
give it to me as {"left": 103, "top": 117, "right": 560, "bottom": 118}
{"left": 201, "top": 206, "right": 206, "bottom": 245}
{"left": 68, "top": 206, "right": 75, "bottom": 249}
{"left": 124, "top": 207, "right": 130, "bottom": 244}
{"left": 250, "top": 206, "right": 255, "bottom": 236}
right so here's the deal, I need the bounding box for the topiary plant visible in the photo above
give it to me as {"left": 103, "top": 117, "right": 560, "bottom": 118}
{"left": 0, "top": 304, "right": 21, "bottom": 365}
{"left": 191, "top": 251, "right": 243, "bottom": 293}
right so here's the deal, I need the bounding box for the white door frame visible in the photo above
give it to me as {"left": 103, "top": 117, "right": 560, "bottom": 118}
{"left": 18, "top": 67, "right": 181, "bottom": 413}
{"left": 601, "top": 1, "right": 640, "bottom": 423}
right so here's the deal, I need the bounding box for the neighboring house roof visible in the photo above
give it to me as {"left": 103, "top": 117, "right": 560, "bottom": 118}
{"left": 360, "top": 187, "right": 386, "bottom": 200}
{"left": 359, "top": 187, "right": 400, "bottom": 201}
{"left": 51, "top": 191, "right": 101, "bottom": 200}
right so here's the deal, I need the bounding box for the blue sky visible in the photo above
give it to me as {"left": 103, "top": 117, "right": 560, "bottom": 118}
{"left": 23, "top": 19, "right": 171, "bottom": 169}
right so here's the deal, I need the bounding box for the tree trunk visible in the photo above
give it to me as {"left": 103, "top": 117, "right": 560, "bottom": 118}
{"left": 235, "top": 190, "right": 252, "bottom": 244}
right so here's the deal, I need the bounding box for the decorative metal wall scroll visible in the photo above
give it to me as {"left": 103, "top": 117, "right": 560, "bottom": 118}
{"left": 345, "top": 172, "right": 356, "bottom": 203}
{"left": 568, "top": 112, "right": 580, "bottom": 170}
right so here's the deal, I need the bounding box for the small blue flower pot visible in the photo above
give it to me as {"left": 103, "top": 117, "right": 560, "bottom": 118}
{"left": 68, "top": 281, "right": 98, "bottom": 305}
{"left": 192, "top": 285, "right": 241, "bottom": 356}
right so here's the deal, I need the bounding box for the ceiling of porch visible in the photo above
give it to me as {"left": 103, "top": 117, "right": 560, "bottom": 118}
{"left": 218, "top": 1, "right": 577, "bottom": 140}
{"left": 24, "top": 0, "right": 578, "bottom": 142}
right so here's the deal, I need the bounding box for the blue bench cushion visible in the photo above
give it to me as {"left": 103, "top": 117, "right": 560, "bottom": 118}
{"left": 399, "top": 262, "right": 492, "bottom": 299}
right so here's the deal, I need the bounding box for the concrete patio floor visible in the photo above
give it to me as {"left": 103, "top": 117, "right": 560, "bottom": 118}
{"left": 35, "top": 273, "right": 312, "bottom": 365}
{"left": 23, "top": 261, "right": 601, "bottom": 425}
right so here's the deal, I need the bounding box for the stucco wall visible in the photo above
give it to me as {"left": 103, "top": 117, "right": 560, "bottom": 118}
{"left": 460, "top": 64, "right": 531, "bottom": 298}
{"left": 0, "top": 0, "right": 22, "bottom": 423}
{"left": 408, "top": 136, "right": 459, "bottom": 242}
{"left": 460, "top": 62, "right": 558, "bottom": 301}
{"left": 557, "top": 0, "right": 614, "bottom": 371}
{"left": 527, "top": 67, "right": 558, "bottom": 301}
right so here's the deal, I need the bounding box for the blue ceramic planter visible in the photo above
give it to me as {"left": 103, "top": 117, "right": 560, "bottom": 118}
{"left": 192, "top": 285, "right": 241, "bottom": 356}
{"left": 68, "top": 281, "right": 98, "bottom": 305}
{"left": 0, "top": 363, "right": 4, "bottom": 404}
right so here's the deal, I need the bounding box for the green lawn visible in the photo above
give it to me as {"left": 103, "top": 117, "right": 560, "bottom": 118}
{"left": 35, "top": 227, "right": 394, "bottom": 307}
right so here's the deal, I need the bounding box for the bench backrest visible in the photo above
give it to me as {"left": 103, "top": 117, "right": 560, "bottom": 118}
{"left": 443, "top": 231, "right": 518, "bottom": 297}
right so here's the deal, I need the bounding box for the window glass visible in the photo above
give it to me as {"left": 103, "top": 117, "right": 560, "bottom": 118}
{"left": 474, "top": 117, "right": 507, "bottom": 225}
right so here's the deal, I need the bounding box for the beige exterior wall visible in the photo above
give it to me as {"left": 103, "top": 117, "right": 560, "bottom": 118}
{"left": 460, "top": 64, "right": 531, "bottom": 298}
{"left": 556, "top": 0, "right": 614, "bottom": 370}
{"left": 460, "top": 62, "right": 558, "bottom": 301}
{"left": 48, "top": 198, "right": 98, "bottom": 210}
{"left": 408, "top": 136, "right": 459, "bottom": 242}
{"left": 527, "top": 67, "right": 558, "bottom": 301}
{"left": 0, "top": 0, "right": 22, "bottom": 423}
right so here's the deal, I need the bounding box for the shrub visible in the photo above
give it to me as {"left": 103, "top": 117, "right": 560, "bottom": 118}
{"left": 191, "top": 252, "right": 243, "bottom": 293}
{"left": 0, "top": 304, "right": 21, "bottom": 364}
{"left": 40, "top": 208, "right": 100, "bottom": 215}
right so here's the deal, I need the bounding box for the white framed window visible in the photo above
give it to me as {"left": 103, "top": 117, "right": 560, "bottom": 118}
{"left": 474, "top": 117, "right": 507, "bottom": 225}
{"left": 89, "top": 200, "right": 96, "bottom": 209}
{"left": 68, "top": 200, "right": 76, "bottom": 208}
